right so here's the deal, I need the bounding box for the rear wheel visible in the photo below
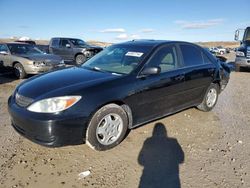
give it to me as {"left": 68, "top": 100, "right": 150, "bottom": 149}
{"left": 14, "top": 63, "right": 27, "bottom": 79}
{"left": 86, "top": 104, "right": 128, "bottom": 151}
{"left": 75, "top": 54, "right": 86, "bottom": 65}
{"left": 197, "top": 83, "right": 219, "bottom": 112}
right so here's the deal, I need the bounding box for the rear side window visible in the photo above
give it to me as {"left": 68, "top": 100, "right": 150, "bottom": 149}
{"left": 180, "top": 44, "right": 203, "bottom": 66}
{"left": 51, "top": 39, "right": 60, "bottom": 47}
{"left": 202, "top": 52, "right": 213, "bottom": 64}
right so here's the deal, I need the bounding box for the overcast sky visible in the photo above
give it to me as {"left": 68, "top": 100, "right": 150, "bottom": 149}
{"left": 0, "top": 0, "right": 249, "bottom": 42}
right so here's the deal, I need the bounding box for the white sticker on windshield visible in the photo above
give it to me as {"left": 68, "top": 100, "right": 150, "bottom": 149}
{"left": 125, "top": 52, "right": 144, "bottom": 57}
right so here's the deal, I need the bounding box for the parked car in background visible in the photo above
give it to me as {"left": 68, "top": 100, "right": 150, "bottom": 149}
{"left": 0, "top": 42, "right": 64, "bottom": 79}
{"left": 8, "top": 40, "right": 231, "bottom": 150}
{"left": 14, "top": 37, "right": 36, "bottom": 45}
{"left": 217, "top": 46, "right": 226, "bottom": 54}
{"left": 15, "top": 40, "right": 36, "bottom": 45}
{"left": 49, "top": 38, "right": 103, "bottom": 65}
{"left": 234, "top": 26, "right": 250, "bottom": 72}
{"left": 210, "top": 47, "right": 226, "bottom": 55}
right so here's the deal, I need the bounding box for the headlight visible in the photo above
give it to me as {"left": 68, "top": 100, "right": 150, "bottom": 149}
{"left": 27, "top": 96, "right": 81, "bottom": 113}
{"left": 34, "top": 61, "right": 46, "bottom": 67}
{"left": 236, "top": 51, "right": 245, "bottom": 57}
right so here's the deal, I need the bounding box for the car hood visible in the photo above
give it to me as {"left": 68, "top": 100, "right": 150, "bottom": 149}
{"left": 18, "top": 54, "right": 62, "bottom": 62}
{"left": 17, "top": 67, "right": 118, "bottom": 99}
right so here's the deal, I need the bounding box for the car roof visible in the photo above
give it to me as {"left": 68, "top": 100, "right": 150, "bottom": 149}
{"left": 51, "top": 37, "right": 83, "bottom": 40}
{"left": 5, "top": 42, "right": 31, "bottom": 45}
{"left": 115, "top": 39, "right": 199, "bottom": 48}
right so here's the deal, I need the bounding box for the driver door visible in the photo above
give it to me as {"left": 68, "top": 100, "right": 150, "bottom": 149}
{"left": 58, "top": 39, "right": 74, "bottom": 60}
{"left": 131, "top": 44, "right": 187, "bottom": 125}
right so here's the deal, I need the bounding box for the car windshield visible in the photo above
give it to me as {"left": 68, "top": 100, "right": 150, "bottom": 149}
{"left": 82, "top": 44, "right": 153, "bottom": 75}
{"left": 7, "top": 44, "right": 43, "bottom": 55}
{"left": 244, "top": 28, "right": 250, "bottom": 41}
{"left": 69, "top": 39, "right": 86, "bottom": 47}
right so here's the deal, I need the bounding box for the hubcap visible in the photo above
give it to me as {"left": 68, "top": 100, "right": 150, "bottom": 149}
{"left": 96, "top": 113, "right": 123, "bottom": 145}
{"left": 76, "top": 55, "right": 84, "bottom": 64}
{"left": 206, "top": 88, "right": 217, "bottom": 108}
{"left": 15, "top": 66, "right": 22, "bottom": 77}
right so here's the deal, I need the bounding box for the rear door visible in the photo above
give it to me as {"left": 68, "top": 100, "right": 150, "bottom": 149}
{"left": 49, "top": 38, "right": 60, "bottom": 55}
{"left": 179, "top": 43, "right": 216, "bottom": 106}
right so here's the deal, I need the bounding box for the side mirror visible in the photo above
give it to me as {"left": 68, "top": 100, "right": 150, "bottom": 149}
{"left": 0, "top": 51, "right": 9, "bottom": 55}
{"left": 66, "top": 44, "right": 71, "bottom": 48}
{"left": 234, "top": 30, "right": 239, "bottom": 41}
{"left": 140, "top": 66, "right": 161, "bottom": 76}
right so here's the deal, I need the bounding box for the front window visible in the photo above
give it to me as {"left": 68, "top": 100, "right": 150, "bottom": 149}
{"left": 7, "top": 44, "right": 43, "bottom": 55}
{"left": 82, "top": 44, "right": 153, "bottom": 74}
{"left": 69, "top": 39, "right": 86, "bottom": 47}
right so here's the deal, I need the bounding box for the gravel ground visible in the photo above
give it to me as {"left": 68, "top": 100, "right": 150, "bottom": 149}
{"left": 0, "top": 53, "right": 250, "bottom": 188}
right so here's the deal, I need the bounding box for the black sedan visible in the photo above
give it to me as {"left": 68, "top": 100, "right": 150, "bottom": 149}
{"left": 8, "top": 40, "right": 230, "bottom": 150}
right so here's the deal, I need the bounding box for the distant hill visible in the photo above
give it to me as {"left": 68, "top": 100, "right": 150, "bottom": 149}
{"left": 197, "top": 41, "right": 240, "bottom": 48}
{"left": 0, "top": 38, "right": 112, "bottom": 47}
{"left": 0, "top": 38, "right": 239, "bottom": 48}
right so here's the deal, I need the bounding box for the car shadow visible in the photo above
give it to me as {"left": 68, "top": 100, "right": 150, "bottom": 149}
{"left": 138, "top": 122, "right": 184, "bottom": 188}
{"left": 0, "top": 66, "right": 16, "bottom": 85}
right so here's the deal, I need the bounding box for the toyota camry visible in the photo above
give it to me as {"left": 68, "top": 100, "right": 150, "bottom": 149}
{"left": 8, "top": 40, "right": 230, "bottom": 150}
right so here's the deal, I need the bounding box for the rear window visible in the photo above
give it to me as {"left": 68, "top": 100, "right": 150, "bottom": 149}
{"left": 0, "top": 44, "right": 8, "bottom": 52}
{"left": 180, "top": 44, "right": 203, "bottom": 66}
{"left": 202, "top": 52, "right": 213, "bottom": 64}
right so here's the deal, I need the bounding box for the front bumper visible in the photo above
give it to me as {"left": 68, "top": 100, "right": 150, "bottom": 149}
{"left": 24, "top": 64, "right": 65, "bottom": 74}
{"left": 8, "top": 96, "right": 88, "bottom": 147}
{"left": 235, "top": 57, "right": 250, "bottom": 67}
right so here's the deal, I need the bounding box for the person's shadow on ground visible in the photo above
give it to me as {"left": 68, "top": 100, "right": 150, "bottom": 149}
{"left": 138, "top": 123, "right": 184, "bottom": 188}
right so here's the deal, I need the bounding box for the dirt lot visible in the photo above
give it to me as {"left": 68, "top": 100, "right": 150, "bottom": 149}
{"left": 0, "top": 53, "right": 250, "bottom": 188}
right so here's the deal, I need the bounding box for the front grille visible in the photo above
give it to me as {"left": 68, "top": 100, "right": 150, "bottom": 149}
{"left": 15, "top": 93, "right": 33, "bottom": 107}
{"left": 247, "top": 47, "right": 250, "bottom": 58}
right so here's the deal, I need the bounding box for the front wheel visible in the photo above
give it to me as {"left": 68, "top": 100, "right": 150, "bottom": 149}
{"left": 197, "top": 83, "right": 219, "bottom": 112}
{"left": 75, "top": 54, "right": 86, "bottom": 65}
{"left": 14, "top": 63, "right": 27, "bottom": 79}
{"left": 86, "top": 104, "right": 128, "bottom": 151}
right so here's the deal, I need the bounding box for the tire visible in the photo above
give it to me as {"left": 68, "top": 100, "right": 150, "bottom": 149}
{"left": 14, "top": 63, "right": 27, "bottom": 79}
{"left": 75, "top": 54, "right": 86, "bottom": 65}
{"left": 197, "top": 83, "right": 219, "bottom": 112}
{"left": 86, "top": 104, "right": 128, "bottom": 151}
{"left": 235, "top": 65, "right": 241, "bottom": 72}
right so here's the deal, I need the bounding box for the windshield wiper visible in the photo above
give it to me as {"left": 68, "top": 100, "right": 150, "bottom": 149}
{"left": 84, "top": 66, "right": 105, "bottom": 73}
